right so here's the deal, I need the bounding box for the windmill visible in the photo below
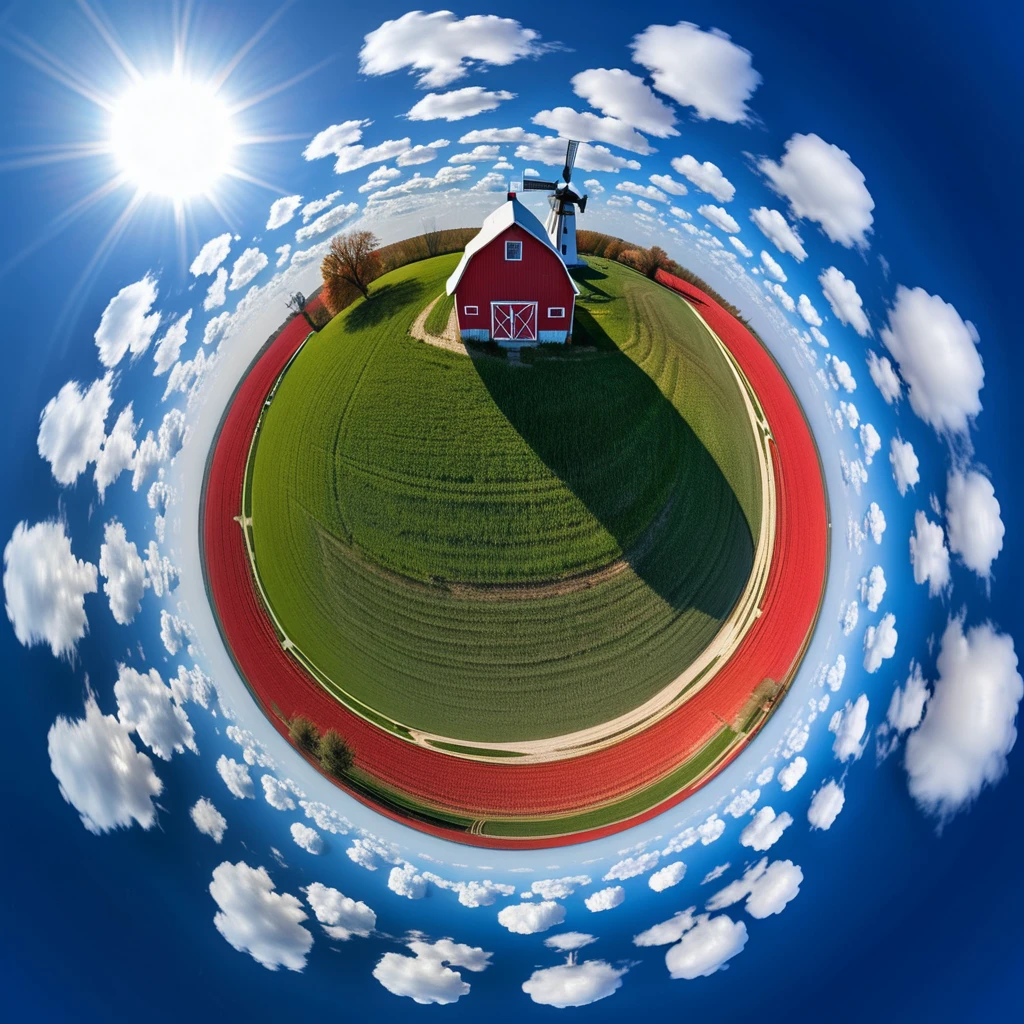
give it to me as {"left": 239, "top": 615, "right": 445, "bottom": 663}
{"left": 521, "top": 139, "right": 588, "bottom": 267}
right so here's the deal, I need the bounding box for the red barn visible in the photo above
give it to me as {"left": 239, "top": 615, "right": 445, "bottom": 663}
{"left": 446, "top": 192, "right": 580, "bottom": 346}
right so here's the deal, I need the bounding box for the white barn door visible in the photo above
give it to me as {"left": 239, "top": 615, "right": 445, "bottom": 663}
{"left": 491, "top": 301, "right": 537, "bottom": 341}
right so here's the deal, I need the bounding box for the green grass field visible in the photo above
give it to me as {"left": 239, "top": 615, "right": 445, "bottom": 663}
{"left": 249, "top": 255, "right": 762, "bottom": 743}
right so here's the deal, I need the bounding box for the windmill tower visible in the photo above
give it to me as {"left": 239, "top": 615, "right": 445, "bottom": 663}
{"left": 521, "top": 139, "right": 588, "bottom": 267}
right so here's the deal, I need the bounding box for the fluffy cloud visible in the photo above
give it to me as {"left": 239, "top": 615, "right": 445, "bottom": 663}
{"left": 730, "top": 237, "right": 753, "bottom": 258}
{"left": 533, "top": 107, "right": 655, "bottom": 154}
{"left": 200, "top": 267, "right": 227, "bottom": 313}
{"left": 725, "top": 788, "right": 760, "bottom": 817}
{"left": 649, "top": 861, "right": 687, "bottom": 892}
{"left": 632, "top": 22, "right": 761, "bottom": 123}
{"left": 887, "top": 662, "right": 930, "bottom": 734}
{"left": 664, "top": 914, "right": 748, "bottom": 978}
{"left": 750, "top": 207, "right": 807, "bottom": 261}
{"left": 515, "top": 136, "right": 641, "bottom": 173}
{"left": 830, "top": 694, "right": 870, "bottom": 761}
{"left": 191, "top": 797, "right": 227, "bottom": 842}
{"left": 37, "top": 373, "right": 113, "bottom": 485}
{"left": 860, "top": 565, "right": 887, "bottom": 613}
{"left": 585, "top": 886, "right": 625, "bottom": 912}
{"left": 94, "top": 274, "right": 161, "bottom": 367}
{"left": 48, "top": 692, "right": 162, "bottom": 833}
{"left": 228, "top": 247, "right": 268, "bottom": 291}
{"left": 396, "top": 140, "right": 450, "bottom": 166}
{"left": 266, "top": 195, "right": 302, "bottom": 230}
{"left": 190, "top": 233, "right": 232, "bottom": 275}
{"left": 759, "top": 134, "right": 874, "bottom": 247}
{"left": 132, "top": 408, "right": 187, "bottom": 492}
{"left": 905, "top": 618, "right": 1022, "bottom": 820}
{"left": 670, "top": 154, "right": 734, "bottom": 202}
{"left": 740, "top": 807, "right": 793, "bottom": 851}
{"left": 275, "top": 244, "right": 291, "bottom": 266}
{"left": 301, "top": 189, "right": 344, "bottom": 220}
{"left": 778, "top": 756, "right": 808, "bottom": 791}
{"left": 94, "top": 404, "right": 139, "bottom": 499}
{"left": 98, "top": 521, "right": 146, "bottom": 625}
{"left": 291, "top": 822, "right": 323, "bottom": 855}
{"left": 304, "top": 882, "right": 375, "bottom": 940}
{"left": 373, "top": 938, "right": 490, "bottom": 1005}
{"left": 294, "top": 202, "right": 360, "bottom": 243}
{"left": 261, "top": 774, "right": 297, "bottom": 811}
{"left": 388, "top": 862, "right": 427, "bottom": 899}
{"left": 707, "top": 859, "right": 803, "bottom": 919}
{"left": 114, "top": 663, "right": 195, "bottom": 760}
{"left": 545, "top": 932, "right": 597, "bottom": 952}
{"left": 662, "top": 813, "right": 725, "bottom": 853}
{"left": 4, "top": 519, "right": 97, "bottom": 658}
{"left": 522, "top": 960, "right": 627, "bottom": 1008}
{"left": 152, "top": 311, "right": 192, "bottom": 375}
{"left": 867, "top": 350, "right": 902, "bottom": 404}
{"left": 910, "top": 510, "right": 951, "bottom": 596}
{"left": 945, "top": 470, "right": 1004, "bottom": 579}
{"left": 807, "top": 780, "right": 845, "bottom": 830}
{"left": 573, "top": 67, "right": 679, "bottom": 136}
{"left": 699, "top": 204, "right": 740, "bottom": 233}
{"left": 880, "top": 286, "right": 983, "bottom": 434}
{"left": 604, "top": 852, "right": 660, "bottom": 881}
{"left": 820, "top": 266, "right": 871, "bottom": 336}
{"left": 633, "top": 909, "right": 696, "bottom": 947}
{"left": 824, "top": 654, "right": 847, "bottom": 692}
{"left": 760, "top": 250, "right": 786, "bottom": 282}
{"left": 498, "top": 900, "right": 565, "bottom": 934}
{"left": 798, "top": 293, "right": 823, "bottom": 327}
{"left": 831, "top": 355, "right": 857, "bottom": 392}
{"left": 530, "top": 876, "right": 591, "bottom": 900}
{"left": 407, "top": 86, "right": 515, "bottom": 122}
{"left": 617, "top": 181, "right": 668, "bottom": 203}
{"left": 890, "top": 435, "right": 920, "bottom": 495}
{"left": 358, "top": 166, "right": 402, "bottom": 194}
{"left": 303, "top": 121, "right": 369, "bottom": 161}
{"left": 840, "top": 599, "right": 859, "bottom": 636}
{"left": 864, "top": 613, "right": 898, "bottom": 672}
{"left": 865, "top": 501, "right": 887, "bottom": 544}
{"left": 859, "top": 423, "right": 881, "bottom": 465}
{"left": 360, "top": 11, "right": 544, "bottom": 88}
{"left": 766, "top": 281, "right": 795, "bottom": 312}
{"left": 217, "top": 755, "right": 253, "bottom": 799}
{"left": 210, "top": 861, "right": 312, "bottom": 971}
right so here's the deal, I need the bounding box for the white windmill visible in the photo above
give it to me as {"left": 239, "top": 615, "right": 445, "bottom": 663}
{"left": 521, "top": 139, "right": 588, "bottom": 267}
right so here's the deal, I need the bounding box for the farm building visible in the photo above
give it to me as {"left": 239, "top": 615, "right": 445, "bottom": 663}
{"left": 446, "top": 192, "right": 580, "bottom": 346}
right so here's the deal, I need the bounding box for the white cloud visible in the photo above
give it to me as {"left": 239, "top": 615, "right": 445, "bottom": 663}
{"left": 887, "top": 662, "right": 930, "bottom": 734}
{"left": 303, "top": 120, "right": 369, "bottom": 161}
{"left": 190, "top": 233, "right": 232, "bottom": 275}
{"left": 760, "top": 250, "right": 786, "bottom": 281}
{"left": 778, "top": 756, "right": 808, "bottom": 792}
{"left": 725, "top": 788, "right": 760, "bottom": 818}
{"left": 867, "top": 350, "right": 902, "bottom": 404}
{"left": 750, "top": 207, "right": 807, "bottom": 261}
{"left": 360, "top": 10, "right": 545, "bottom": 88}
{"left": 301, "top": 189, "right": 344, "bottom": 221}
{"left": 396, "top": 140, "right": 450, "bottom": 166}
{"left": 860, "top": 423, "right": 881, "bottom": 464}
{"left": 515, "top": 136, "right": 641, "bottom": 173}
{"left": 831, "top": 355, "right": 857, "bottom": 392}
{"left": 865, "top": 501, "right": 887, "bottom": 544}
{"left": 94, "top": 404, "right": 139, "bottom": 499}
{"left": 294, "top": 202, "right": 360, "bottom": 243}
{"left": 670, "top": 154, "right": 734, "bottom": 202}
{"left": 864, "top": 613, "right": 898, "bottom": 673}
{"left": 530, "top": 876, "right": 591, "bottom": 900}
{"left": 532, "top": 107, "right": 655, "bottom": 154}
{"left": 910, "top": 510, "right": 951, "bottom": 596}
{"left": 153, "top": 311, "right": 192, "bottom": 374}
{"left": 469, "top": 171, "right": 508, "bottom": 193}
{"left": 573, "top": 67, "right": 679, "bottom": 137}
{"left": 820, "top": 266, "right": 872, "bottom": 336}
{"left": 798, "top": 293, "right": 823, "bottom": 327}
{"left": 824, "top": 654, "right": 847, "bottom": 693}
{"left": 228, "top": 248, "right": 268, "bottom": 291}
{"left": 699, "top": 204, "right": 740, "bottom": 233}
{"left": 217, "top": 755, "right": 253, "bottom": 799}
{"left": 859, "top": 565, "right": 887, "bottom": 613}
{"left": 291, "top": 822, "right": 323, "bottom": 855}
{"left": 759, "top": 134, "right": 874, "bottom": 248}
{"left": 523, "top": 960, "right": 627, "bottom": 1008}
{"left": 729, "top": 237, "right": 753, "bottom": 258}
{"left": 633, "top": 909, "right": 696, "bottom": 947}
{"left": 498, "top": 900, "right": 566, "bottom": 934}
{"left": 388, "top": 862, "right": 428, "bottom": 899}
{"left": 830, "top": 694, "right": 870, "bottom": 761}
{"left": 408, "top": 86, "right": 515, "bottom": 122}
{"left": 4, "top": 519, "right": 97, "bottom": 659}
{"left": 37, "top": 373, "right": 113, "bottom": 485}
{"left": 649, "top": 861, "right": 687, "bottom": 892}
{"left": 664, "top": 914, "right": 748, "bottom": 978}
{"left": 662, "top": 813, "right": 725, "bottom": 853}
{"left": 114, "top": 663, "right": 195, "bottom": 761}
{"left": 811, "top": 326, "right": 829, "bottom": 347}
{"left": 132, "top": 407, "right": 187, "bottom": 491}
{"left": 636, "top": 200, "right": 656, "bottom": 214}
{"left": 880, "top": 286, "right": 983, "bottom": 434}
{"left": 604, "top": 852, "right": 660, "bottom": 881}
{"left": 647, "top": 174, "right": 686, "bottom": 198}
{"left": 358, "top": 165, "right": 402, "bottom": 193}
{"left": 210, "top": 861, "right": 312, "bottom": 971}
{"left": 94, "top": 273, "right": 161, "bottom": 367}
{"left": 300, "top": 801, "right": 350, "bottom": 836}
{"left": 890, "top": 436, "right": 920, "bottom": 496}
{"left": 841, "top": 599, "right": 859, "bottom": 636}
{"left": 98, "top": 521, "right": 147, "bottom": 625}
{"left": 373, "top": 937, "right": 490, "bottom": 1005}
{"left": 304, "top": 882, "right": 376, "bottom": 940}
{"left": 945, "top": 470, "right": 1004, "bottom": 578}
{"left": 203, "top": 267, "right": 228, "bottom": 311}
{"left": 261, "top": 774, "right": 297, "bottom": 811}
{"left": 585, "top": 886, "right": 625, "bottom": 912}
{"left": 266, "top": 194, "right": 303, "bottom": 230}
{"left": 905, "top": 618, "right": 1022, "bottom": 820}
{"left": 707, "top": 858, "right": 803, "bottom": 919}
{"left": 275, "top": 244, "right": 291, "bottom": 267}
{"left": 191, "top": 797, "right": 227, "bottom": 842}
{"left": 740, "top": 807, "right": 793, "bottom": 851}
{"left": 632, "top": 22, "right": 761, "bottom": 123}
{"left": 807, "top": 780, "right": 845, "bottom": 830}
{"left": 617, "top": 181, "right": 668, "bottom": 203}
{"left": 545, "top": 932, "right": 596, "bottom": 952}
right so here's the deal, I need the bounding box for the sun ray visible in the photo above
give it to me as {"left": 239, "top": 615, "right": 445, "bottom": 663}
{"left": 227, "top": 55, "right": 334, "bottom": 116}
{"left": 210, "top": 0, "right": 295, "bottom": 93}
{"left": 0, "top": 141, "right": 112, "bottom": 172}
{"left": 224, "top": 166, "right": 288, "bottom": 195}
{"left": 234, "top": 132, "right": 311, "bottom": 146}
{"left": 75, "top": 0, "right": 142, "bottom": 85}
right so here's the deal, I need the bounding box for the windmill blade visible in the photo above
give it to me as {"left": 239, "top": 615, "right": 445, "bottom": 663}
{"left": 562, "top": 140, "right": 579, "bottom": 182}
{"left": 578, "top": 195, "right": 588, "bottom": 214}
{"left": 522, "top": 178, "right": 558, "bottom": 191}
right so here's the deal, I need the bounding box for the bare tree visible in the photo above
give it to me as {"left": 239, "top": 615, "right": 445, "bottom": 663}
{"left": 321, "top": 230, "right": 382, "bottom": 303}
{"left": 286, "top": 292, "right": 319, "bottom": 331}
{"left": 422, "top": 217, "right": 443, "bottom": 258}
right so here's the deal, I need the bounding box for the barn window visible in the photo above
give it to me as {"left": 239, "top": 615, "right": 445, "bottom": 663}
{"left": 505, "top": 240, "right": 522, "bottom": 261}
{"left": 547, "top": 306, "right": 565, "bottom": 318}
{"left": 463, "top": 305, "right": 479, "bottom": 316}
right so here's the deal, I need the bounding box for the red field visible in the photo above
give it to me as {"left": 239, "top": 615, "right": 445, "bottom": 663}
{"left": 201, "top": 273, "right": 828, "bottom": 848}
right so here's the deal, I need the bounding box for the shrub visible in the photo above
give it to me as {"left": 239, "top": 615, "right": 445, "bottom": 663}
{"left": 289, "top": 714, "right": 321, "bottom": 756}
{"left": 319, "top": 729, "right": 354, "bottom": 777}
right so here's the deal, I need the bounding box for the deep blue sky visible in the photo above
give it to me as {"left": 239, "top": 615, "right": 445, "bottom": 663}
{"left": 1, "top": 1, "right": 1022, "bottom": 1020}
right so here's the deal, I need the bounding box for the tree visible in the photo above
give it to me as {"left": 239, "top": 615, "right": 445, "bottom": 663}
{"left": 422, "top": 217, "right": 443, "bottom": 258}
{"left": 646, "top": 246, "right": 669, "bottom": 279}
{"left": 319, "top": 729, "right": 354, "bottom": 778}
{"left": 286, "top": 292, "right": 319, "bottom": 332}
{"left": 321, "top": 230, "right": 382, "bottom": 305}
{"left": 289, "top": 715, "right": 321, "bottom": 756}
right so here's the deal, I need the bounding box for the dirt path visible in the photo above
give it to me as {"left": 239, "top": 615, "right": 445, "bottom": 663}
{"left": 409, "top": 295, "right": 467, "bottom": 355}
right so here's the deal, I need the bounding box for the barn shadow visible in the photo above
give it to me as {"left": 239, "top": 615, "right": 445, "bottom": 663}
{"left": 470, "top": 304, "right": 755, "bottom": 620}
{"left": 345, "top": 279, "right": 424, "bottom": 330}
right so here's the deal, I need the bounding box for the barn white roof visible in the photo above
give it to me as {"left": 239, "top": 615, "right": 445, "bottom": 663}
{"left": 445, "top": 196, "right": 581, "bottom": 296}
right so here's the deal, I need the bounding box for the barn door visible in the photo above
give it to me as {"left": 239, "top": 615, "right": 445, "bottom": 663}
{"left": 491, "top": 302, "right": 537, "bottom": 341}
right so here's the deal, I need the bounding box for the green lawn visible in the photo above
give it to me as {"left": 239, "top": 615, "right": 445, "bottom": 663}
{"left": 249, "top": 255, "right": 761, "bottom": 743}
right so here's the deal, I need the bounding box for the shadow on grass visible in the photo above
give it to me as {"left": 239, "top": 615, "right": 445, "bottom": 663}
{"left": 472, "top": 304, "right": 754, "bottom": 619}
{"left": 345, "top": 278, "right": 425, "bottom": 331}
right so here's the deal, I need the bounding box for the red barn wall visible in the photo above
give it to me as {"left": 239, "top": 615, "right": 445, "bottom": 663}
{"left": 455, "top": 224, "right": 576, "bottom": 342}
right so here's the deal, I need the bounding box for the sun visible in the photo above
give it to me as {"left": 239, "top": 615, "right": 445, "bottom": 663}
{"left": 110, "top": 75, "right": 237, "bottom": 200}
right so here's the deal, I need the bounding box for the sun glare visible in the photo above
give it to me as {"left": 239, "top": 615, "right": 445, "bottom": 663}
{"left": 110, "top": 75, "right": 236, "bottom": 199}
